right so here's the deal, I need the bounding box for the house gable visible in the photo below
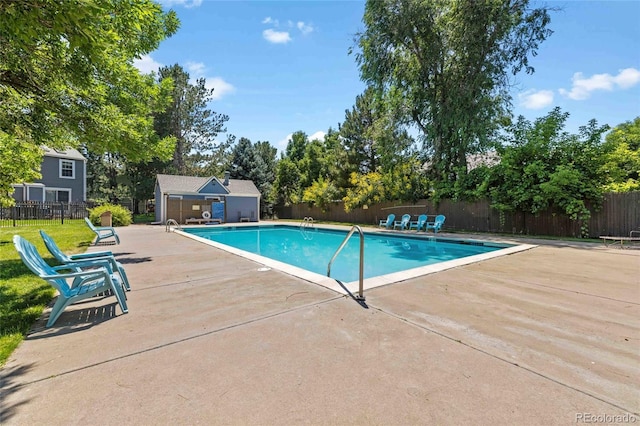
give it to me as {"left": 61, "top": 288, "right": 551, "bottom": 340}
{"left": 197, "top": 177, "right": 229, "bottom": 195}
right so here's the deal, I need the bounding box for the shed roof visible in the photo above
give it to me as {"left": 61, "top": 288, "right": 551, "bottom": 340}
{"left": 156, "top": 174, "right": 261, "bottom": 196}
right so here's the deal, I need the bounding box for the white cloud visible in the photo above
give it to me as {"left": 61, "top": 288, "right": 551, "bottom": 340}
{"left": 133, "top": 54, "right": 163, "bottom": 74}
{"left": 518, "top": 89, "right": 554, "bottom": 109}
{"left": 204, "top": 77, "right": 235, "bottom": 101}
{"left": 309, "top": 131, "right": 325, "bottom": 142}
{"left": 186, "top": 61, "right": 206, "bottom": 77}
{"left": 158, "top": 0, "right": 202, "bottom": 8}
{"left": 297, "top": 21, "right": 314, "bottom": 35}
{"left": 615, "top": 68, "right": 640, "bottom": 88}
{"left": 263, "top": 29, "right": 292, "bottom": 44}
{"left": 262, "top": 17, "right": 279, "bottom": 26}
{"left": 277, "top": 133, "right": 293, "bottom": 153}
{"left": 276, "top": 131, "right": 326, "bottom": 155}
{"left": 186, "top": 61, "right": 235, "bottom": 101}
{"left": 559, "top": 68, "right": 640, "bottom": 100}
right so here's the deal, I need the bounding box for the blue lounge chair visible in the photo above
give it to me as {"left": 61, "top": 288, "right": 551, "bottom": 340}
{"left": 84, "top": 217, "right": 120, "bottom": 245}
{"left": 409, "top": 214, "right": 428, "bottom": 231}
{"left": 40, "top": 230, "right": 131, "bottom": 291}
{"left": 425, "top": 214, "right": 446, "bottom": 233}
{"left": 13, "top": 235, "right": 128, "bottom": 327}
{"left": 379, "top": 214, "right": 395, "bottom": 229}
{"left": 393, "top": 214, "right": 411, "bottom": 230}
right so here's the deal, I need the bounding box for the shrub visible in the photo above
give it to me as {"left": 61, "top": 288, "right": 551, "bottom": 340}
{"left": 88, "top": 204, "right": 132, "bottom": 227}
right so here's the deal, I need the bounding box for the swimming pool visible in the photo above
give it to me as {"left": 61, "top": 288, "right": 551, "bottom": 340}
{"left": 179, "top": 224, "right": 534, "bottom": 293}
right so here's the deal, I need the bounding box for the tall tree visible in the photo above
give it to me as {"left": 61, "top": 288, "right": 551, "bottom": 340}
{"left": 355, "top": 0, "right": 552, "bottom": 186}
{"left": 229, "top": 137, "right": 278, "bottom": 216}
{"left": 154, "top": 64, "right": 229, "bottom": 175}
{"left": 253, "top": 140, "right": 278, "bottom": 206}
{"left": 0, "top": 0, "right": 179, "bottom": 204}
{"left": 602, "top": 117, "right": 640, "bottom": 192}
{"left": 340, "top": 87, "right": 378, "bottom": 174}
{"left": 284, "top": 131, "right": 309, "bottom": 162}
{"left": 484, "top": 108, "right": 609, "bottom": 236}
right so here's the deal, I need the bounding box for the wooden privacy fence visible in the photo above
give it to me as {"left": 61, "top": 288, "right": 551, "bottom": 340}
{"left": 275, "top": 192, "right": 639, "bottom": 238}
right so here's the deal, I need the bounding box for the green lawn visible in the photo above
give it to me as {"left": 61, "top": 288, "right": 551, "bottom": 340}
{"left": 0, "top": 220, "right": 95, "bottom": 366}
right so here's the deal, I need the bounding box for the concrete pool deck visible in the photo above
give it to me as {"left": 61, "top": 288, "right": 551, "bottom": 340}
{"left": 1, "top": 223, "right": 638, "bottom": 424}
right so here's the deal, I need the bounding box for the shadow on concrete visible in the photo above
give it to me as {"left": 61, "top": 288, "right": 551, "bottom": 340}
{"left": 0, "top": 363, "right": 37, "bottom": 424}
{"left": 334, "top": 280, "right": 368, "bottom": 309}
{"left": 116, "top": 256, "right": 152, "bottom": 264}
{"left": 25, "top": 301, "right": 123, "bottom": 338}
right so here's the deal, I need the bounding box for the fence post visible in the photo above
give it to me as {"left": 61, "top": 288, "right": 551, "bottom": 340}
{"left": 60, "top": 203, "right": 64, "bottom": 225}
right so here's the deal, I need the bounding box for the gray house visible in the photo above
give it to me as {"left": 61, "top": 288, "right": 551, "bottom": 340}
{"left": 11, "top": 146, "right": 86, "bottom": 203}
{"left": 154, "top": 173, "right": 261, "bottom": 224}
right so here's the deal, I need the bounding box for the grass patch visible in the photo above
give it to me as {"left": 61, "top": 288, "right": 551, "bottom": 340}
{"left": 0, "top": 220, "right": 94, "bottom": 366}
{"left": 133, "top": 213, "right": 155, "bottom": 224}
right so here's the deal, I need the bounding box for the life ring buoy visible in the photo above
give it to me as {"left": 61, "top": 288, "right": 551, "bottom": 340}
{"left": 202, "top": 211, "right": 211, "bottom": 219}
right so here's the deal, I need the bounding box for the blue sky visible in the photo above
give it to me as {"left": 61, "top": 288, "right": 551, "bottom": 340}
{"left": 136, "top": 1, "right": 640, "bottom": 154}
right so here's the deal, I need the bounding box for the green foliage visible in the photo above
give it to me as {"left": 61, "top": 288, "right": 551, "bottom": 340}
{"left": 0, "top": 132, "right": 42, "bottom": 205}
{"left": 1, "top": 0, "right": 179, "bottom": 205}
{"left": 285, "top": 131, "right": 309, "bottom": 163}
{"left": 0, "top": 221, "right": 95, "bottom": 366}
{"left": 273, "top": 132, "right": 311, "bottom": 205}
{"left": 153, "top": 64, "right": 229, "bottom": 175}
{"left": 601, "top": 117, "right": 640, "bottom": 192}
{"left": 381, "top": 159, "right": 431, "bottom": 203}
{"left": 340, "top": 87, "right": 379, "bottom": 174}
{"left": 273, "top": 158, "right": 301, "bottom": 206}
{"left": 0, "top": 0, "right": 179, "bottom": 157}
{"left": 343, "top": 172, "right": 386, "bottom": 212}
{"left": 229, "top": 137, "right": 278, "bottom": 214}
{"left": 88, "top": 204, "right": 133, "bottom": 227}
{"left": 354, "top": 0, "right": 552, "bottom": 185}
{"left": 484, "top": 108, "right": 609, "bottom": 237}
{"left": 302, "top": 177, "right": 341, "bottom": 212}
{"left": 85, "top": 150, "right": 130, "bottom": 205}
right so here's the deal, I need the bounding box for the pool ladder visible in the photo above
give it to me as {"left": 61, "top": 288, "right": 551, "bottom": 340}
{"left": 299, "top": 217, "right": 314, "bottom": 240}
{"left": 300, "top": 216, "right": 314, "bottom": 228}
{"left": 327, "top": 225, "right": 365, "bottom": 302}
{"left": 165, "top": 218, "right": 181, "bottom": 232}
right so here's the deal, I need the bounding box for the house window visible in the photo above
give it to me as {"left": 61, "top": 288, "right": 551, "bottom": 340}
{"left": 45, "top": 189, "right": 70, "bottom": 203}
{"left": 60, "top": 160, "right": 75, "bottom": 179}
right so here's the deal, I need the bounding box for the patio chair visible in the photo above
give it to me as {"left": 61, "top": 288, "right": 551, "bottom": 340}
{"left": 409, "top": 214, "right": 428, "bottom": 231}
{"left": 40, "top": 230, "right": 131, "bottom": 291}
{"left": 379, "top": 214, "right": 395, "bottom": 229}
{"left": 393, "top": 214, "right": 411, "bottom": 230}
{"left": 84, "top": 217, "right": 120, "bottom": 245}
{"left": 425, "top": 214, "right": 446, "bottom": 234}
{"left": 13, "top": 235, "right": 128, "bottom": 327}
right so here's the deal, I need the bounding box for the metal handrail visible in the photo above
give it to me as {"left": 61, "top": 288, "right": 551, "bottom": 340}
{"left": 166, "top": 218, "right": 181, "bottom": 232}
{"left": 300, "top": 216, "right": 314, "bottom": 228}
{"left": 327, "top": 225, "right": 365, "bottom": 301}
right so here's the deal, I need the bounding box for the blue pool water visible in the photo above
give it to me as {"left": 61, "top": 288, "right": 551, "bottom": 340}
{"left": 184, "top": 225, "right": 509, "bottom": 283}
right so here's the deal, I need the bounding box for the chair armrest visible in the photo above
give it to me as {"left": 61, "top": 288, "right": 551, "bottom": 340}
{"left": 630, "top": 230, "right": 640, "bottom": 238}
{"left": 42, "top": 268, "right": 107, "bottom": 280}
{"left": 55, "top": 259, "right": 115, "bottom": 274}
{"left": 69, "top": 251, "right": 114, "bottom": 259}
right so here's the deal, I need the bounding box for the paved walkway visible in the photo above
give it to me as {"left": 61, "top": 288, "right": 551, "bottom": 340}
{"left": 1, "top": 224, "right": 638, "bottom": 425}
